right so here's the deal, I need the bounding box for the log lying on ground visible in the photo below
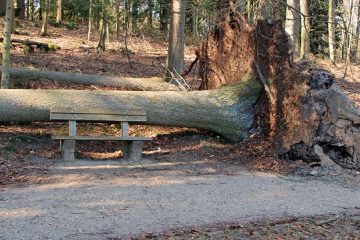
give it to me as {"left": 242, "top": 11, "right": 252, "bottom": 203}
{"left": 0, "top": 38, "right": 60, "bottom": 52}
{"left": 1, "top": 67, "right": 180, "bottom": 91}
{"left": 0, "top": 73, "right": 262, "bottom": 142}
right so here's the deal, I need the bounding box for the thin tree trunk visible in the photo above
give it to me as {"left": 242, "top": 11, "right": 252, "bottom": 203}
{"left": 166, "top": 0, "right": 187, "bottom": 78}
{"left": 88, "top": 0, "right": 93, "bottom": 41}
{"left": 1, "top": 0, "right": 13, "bottom": 89}
{"left": 12, "top": 0, "right": 16, "bottom": 33}
{"left": 246, "top": 0, "right": 252, "bottom": 22}
{"left": 328, "top": 0, "right": 336, "bottom": 62}
{"left": 56, "top": 0, "right": 62, "bottom": 24}
{"left": 115, "top": 0, "right": 120, "bottom": 38}
{"left": 96, "top": 18, "right": 106, "bottom": 52}
{"left": 0, "top": 77, "right": 263, "bottom": 142}
{"left": 40, "top": 0, "right": 49, "bottom": 36}
{"left": 132, "top": 0, "right": 138, "bottom": 32}
{"left": 148, "top": 0, "right": 153, "bottom": 29}
{"left": 30, "top": 0, "right": 34, "bottom": 21}
{"left": 26, "top": 0, "right": 29, "bottom": 20}
{"left": 285, "top": 0, "right": 301, "bottom": 58}
{"left": 355, "top": 3, "right": 360, "bottom": 60}
{"left": 300, "top": 0, "right": 310, "bottom": 59}
{"left": 16, "top": 0, "right": 25, "bottom": 19}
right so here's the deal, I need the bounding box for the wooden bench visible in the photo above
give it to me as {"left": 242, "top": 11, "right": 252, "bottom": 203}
{"left": 50, "top": 108, "right": 152, "bottom": 162}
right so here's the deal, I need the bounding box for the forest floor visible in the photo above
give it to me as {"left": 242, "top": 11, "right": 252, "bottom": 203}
{"left": 0, "top": 21, "right": 360, "bottom": 239}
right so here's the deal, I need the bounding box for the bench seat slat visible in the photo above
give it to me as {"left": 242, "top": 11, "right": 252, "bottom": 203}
{"left": 51, "top": 108, "right": 146, "bottom": 116}
{"left": 53, "top": 136, "right": 152, "bottom": 141}
{"left": 50, "top": 113, "right": 147, "bottom": 122}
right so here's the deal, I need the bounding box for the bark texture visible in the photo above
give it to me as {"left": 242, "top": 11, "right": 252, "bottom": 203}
{"left": 328, "top": 0, "right": 336, "bottom": 62}
{"left": 1, "top": 0, "right": 13, "bottom": 89}
{"left": 300, "top": 0, "right": 310, "bottom": 59}
{"left": 166, "top": 0, "right": 187, "bottom": 77}
{"left": 0, "top": 74, "right": 262, "bottom": 142}
{"left": 1, "top": 67, "right": 180, "bottom": 91}
{"left": 285, "top": 0, "right": 300, "bottom": 57}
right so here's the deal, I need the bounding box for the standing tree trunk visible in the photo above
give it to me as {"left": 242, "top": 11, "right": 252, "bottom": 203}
{"left": 1, "top": 0, "right": 13, "bottom": 89}
{"left": 285, "top": 0, "right": 300, "bottom": 58}
{"left": 29, "top": 0, "right": 34, "bottom": 21}
{"left": 115, "top": 0, "right": 120, "bottom": 38}
{"left": 147, "top": 0, "right": 153, "bottom": 29}
{"left": 328, "top": 0, "right": 336, "bottom": 62}
{"left": 166, "top": 0, "right": 187, "bottom": 78}
{"left": 56, "top": 0, "right": 62, "bottom": 24}
{"left": 40, "top": 0, "right": 49, "bottom": 36}
{"left": 159, "top": 2, "right": 169, "bottom": 32}
{"left": 132, "top": 0, "right": 139, "bottom": 32}
{"left": 354, "top": 3, "right": 360, "bottom": 60}
{"left": 12, "top": 0, "right": 16, "bottom": 33}
{"left": 16, "top": 0, "right": 25, "bottom": 19}
{"left": 88, "top": 0, "right": 93, "bottom": 41}
{"left": 300, "top": 0, "right": 310, "bottom": 59}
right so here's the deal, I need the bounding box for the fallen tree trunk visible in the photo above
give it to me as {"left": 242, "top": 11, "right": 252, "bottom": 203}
{"left": 0, "top": 73, "right": 262, "bottom": 142}
{"left": 1, "top": 67, "right": 180, "bottom": 91}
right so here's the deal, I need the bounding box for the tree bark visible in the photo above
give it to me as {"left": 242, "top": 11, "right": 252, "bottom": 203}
{"left": 300, "top": 0, "right": 310, "bottom": 59}
{"left": 148, "top": 0, "right": 153, "bottom": 29}
{"left": 115, "top": 0, "right": 120, "bottom": 38}
{"left": 355, "top": 3, "right": 360, "bottom": 60}
{"left": 166, "top": 0, "right": 187, "bottom": 78}
{"left": 40, "top": 0, "right": 49, "bottom": 36}
{"left": 88, "top": 0, "right": 93, "bottom": 41}
{"left": 0, "top": 75, "right": 263, "bottom": 142}
{"left": 328, "top": 0, "right": 336, "bottom": 62}
{"left": 285, "top": 0, "right": 300, "bottom": 58}
{"left": 1, "top": 0, "right": 13, "bottom": 89}
{"left": 56, "top": 0, "right": 62, "bottom": 24}
{"left": 0, "top": 67, "right": 181, "bottom": 91}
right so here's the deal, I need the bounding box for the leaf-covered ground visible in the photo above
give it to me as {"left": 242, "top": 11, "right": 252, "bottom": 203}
{"left": 127, "top": 212, "right": 360, "bottom": 240}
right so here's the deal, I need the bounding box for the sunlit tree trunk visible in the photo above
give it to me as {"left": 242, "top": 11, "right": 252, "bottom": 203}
{"left": 166, "top": 0, "right": 187, "bottom": 78}
{"left": 88, "top": 0, "right": 93, "bottom": 41}
{"left": 56, "top": 0, "right": 62, "bottom": 24}
{"left": 12, "top": 0, "right": 16, "bottom": 33}
{"left": 1, "top": 0, "right": 13, "bottom": 89}
{"left": 40, "top": 0, "right": 49, "bottom": 36}
{"left": 285, "top": 0, "right": 300, "bottom": 58}
{"left": 97, "top": 19, "right": 106, "bottom": 52}
{"left": 328, "top": 0, "right": 336, "bottom": 62}
{"left": 300, "top": 0, "right": 310, "bottom": 59}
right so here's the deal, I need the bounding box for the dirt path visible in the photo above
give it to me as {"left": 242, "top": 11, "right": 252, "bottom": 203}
{"left": 0, "top": 161, "right": 359, "bottom": 240}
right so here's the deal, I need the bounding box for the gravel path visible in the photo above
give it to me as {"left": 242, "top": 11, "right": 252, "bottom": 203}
{"left": 1, "top": 162, "right": 360, "bottom": 240}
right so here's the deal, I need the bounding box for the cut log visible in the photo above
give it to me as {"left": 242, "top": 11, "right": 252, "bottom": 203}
{"left": 0, "top": 73, "right": 262, "bottom": 142}
{"left": 0, "top": 67, "right": 181, "bottom": 91}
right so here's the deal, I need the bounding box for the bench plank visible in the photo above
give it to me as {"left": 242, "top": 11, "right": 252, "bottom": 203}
{"left": 51, "top": 108, "right": 146, "bottom": 116}
{"left": 53, "top": 136, "right": 152, "bottom": 141}
{"left": 50, "top": 113, "right": 147, "bottom": 122}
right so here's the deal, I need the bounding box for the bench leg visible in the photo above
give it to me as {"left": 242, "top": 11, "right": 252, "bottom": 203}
{"left": 61, "top": 140, "right": 76, "bottom": 162}
{"left": 122, "top": 141, "right": 143, "bottom": 162}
